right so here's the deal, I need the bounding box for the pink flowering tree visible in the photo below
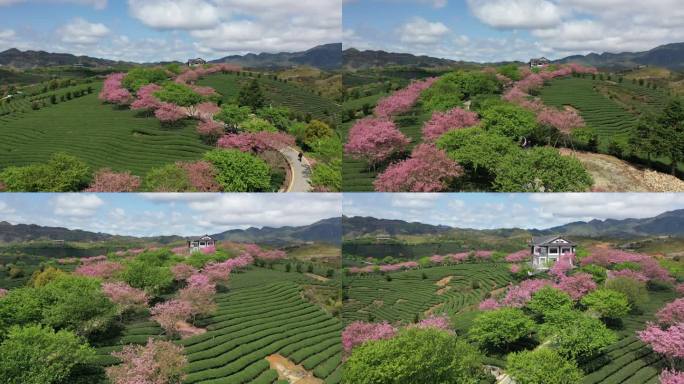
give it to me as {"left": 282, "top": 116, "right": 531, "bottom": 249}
{"left": 677, "top": 283, "right": 684, "bottom": 296}
{"left": 155, "top": 102, "right": 187, "bottom": 124}
{"left": 176, "top": 160, "right": 221, "bottom": 192}
{"left": 217, "top": 132, "right": 296, "bottom": 154}
{"left": 106, "top": 338, "right": 187, "bottom": 384}
{"left": 102, "top": 282, "right": 148, "bottom": 315}
{"left": 422, "top": 108, "right": 480, "bottom": 142}
{"left": 150, "top": 299, "right": 193, "bottom": 336}
{"left": 0, "top": 288, "right": 7, "bottom": 298}
{"left": 202, "top": 261, "right": 231, "bottom": 284}
{"left": 373, "top": 144, "right": 463, "bottom": 192}
{"left": 656, "top": 298, "right": 684, "bottom": 326}
{"left": 256, "top": 249, "right": 287, "bottom": 263}
{"left": 85, "top": 169, "right": 141, "bottom": 192}
{"left": 130, "top": 83, "right": 162, "bottom": 112}
{"left": 344, "top": 118, "right": 410, "bottom": 166}
{"left": 505, "top": 249, "right": 530, "bottom": 262}
{"left": 638, "top": 323, "right": 684, "bottom": 361}
{"left": 555, "top": 273, "right": 596, "bottom": 301}
{"left": 413, "top": 315, "right": 451, "bottom": 331}
{"left": 449, "top": 252, "right": 470, "bottom": 263}
{"left": 342, "top": 321, "right": 397, "bottom": 353}
{"left": 99, "top": 73, "right": 132, "bottom": 105}
{"left": 474, "top": 250, "right": 493, "bottom": 260}
{"left": 171, "top": 263, "right": 198, "bottom": 281}
{"left": 501, "top": 279, "right": 552, "bottom": 307}
{"left": 196, "top": 120, "right": 225, "bottom": 144}
{"left": 179, "top": 274, "right": 217, "bottom": 319}
{"left": 479, "top": 298, "right": 501, "bottom": 311}
{"left": 74, "top": 261, "right": 124, "bottom": 280}
{"left": 549, "top": 252, "right": 574, "bottom": 281}
{"left": 375, "top": 78, "right": 436, "bottom": 118}
{"left": 536, "top": 107, "right": 586, "bottom": 136}
{"left": 509, "top": 264, "right": 521, "bottom": 274}
{"left": 660, "top": 369, "right": 684, "bottom": 384}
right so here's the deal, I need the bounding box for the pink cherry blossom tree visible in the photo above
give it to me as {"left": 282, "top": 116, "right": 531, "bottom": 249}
{"left": 99, "top": 73, "right": 132, "bottom": 105}
{"left": 505, "top": 249, "right": 530, "bottom": 262}
{"left": 217, "top": 132, "right": 296, "bottom": 154}
{"left": 555, "top": 273, "right": 596, "bottom": 300}
{"left": 85, "top": 169, "right": 141, "bottom": 192}
{"left": 130, "top": 83, "right": 162, "bottom": 111}
{"left": 176, "top": 160, "right": 221, "bottom": 192}
{"left": 150, "top": 299, "right": 193, "bottom": 335}
{"left": 155, "top": 102, "right": 188, "bottom": 124}
{"left": 74, "top": 261, "right": 124, "bottom": 280}
{"left": 638, "top": 323, "right": 684, "bottom": 360}
{"left": 179, "top": 274, "right": 217, "bottom": 318}
{"left": 536, "top": 107, "right": 586, "bottom": 135}
{"left": 656, "top": 298, "right": 684, "bottom": 326}
{"left": 660, "top": 369, "right": 684, "bottom": 384}
{"left": 345, "top": 118, "right": 410, "bottom": 166}
{"left": 413, "top": 315, "right": 451, "bottom": 331}
{"left": 375, "top": 78, "right": 436, "bottom": 118}
{"left": 479, "top": 298, "right": 501, "bottom": 311}
{"left": 342, "top": 321, "right": 397, "bottom": 353}
{"left": 106, "top": 338, "right": 187, "bottom": 384}
{"left": 102, "top": 282, "right": 148, "bottom": 314}
{"left": 373, "top": 144, "right": 463, "bottom": 192}
{"left": 501, "top": 279, "right": 552, "bottom": 307}
{"left": 0, "top": 288, "right": 7, "bottom": 298}
{"left": 196, "top": 120, "right": 225, "bottom": 143}
{"left": 422, "top": 107, "right": 480, "bottom": 142}
{"left": 171, "top": 263, "right": 198, "bottom": 281}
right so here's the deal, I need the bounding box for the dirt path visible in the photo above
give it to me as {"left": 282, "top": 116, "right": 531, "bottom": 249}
{"left": 176, "top": 321, "right": 206, "bottom": 339}
{"left": 559, "top": 149, "right": 684, "bottom": 192}
{"left": 435, "top": 276, "right": 453, "bottom": 287}
{"left": 266, "top": 354, "right": 324, "bottom": 384}
{"left": 304, "top": 273, "right": 329, "bottom": 282}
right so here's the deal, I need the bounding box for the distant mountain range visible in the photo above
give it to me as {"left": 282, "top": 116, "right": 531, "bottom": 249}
{"left": 0, "top": 218, "right": 341, "bottom": 246}
{"left": 0, "top": 44, "right": 342, "bottom": 71}
{"left": 211, "top": 44, "right": 341, "bottom": 70}
{"left": 555, "top": 42, "right": 684, "bottom": 70}
{"left": 344, "top": 42, "right": 684, "bottom": 71}
{"left": 344, "top": 210, "right": 684, "bottom": 239}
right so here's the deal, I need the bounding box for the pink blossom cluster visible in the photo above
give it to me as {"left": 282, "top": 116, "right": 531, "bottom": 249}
{"left": 150, "top": 299, "right": 194, "bottom": 335}
{"left": 479, "top": 298, "right": 501, "bottom": 311}
{"left": 193, "top": 102, "right": 221, "bottom": 121}
{"left": 200, "top": 245, "right": 216, "bottom": 255}
{"left": 449, "top": 252, "right": 470, "bottom": 263}
{"left": 349, "top": 261, "right": 420, "bottom": 274}
{"left": 171, "top": 263, "right": 198, "bottom": 281}
{"left": 660, "top": 369, "right": 684, "bottom": 384}
{"left": 99, "top": 73, "right": 131, "bottom": 105}
{"left": 656, "top": 298, "right": 684, "bottom": 326}
{"left": 344, "top": 118, "right": 411, "bottom": 165}
{"left": 130, "top": 83, "right": 162, "bottom": 111}
{"left": 637, "top": 323, "right": 684, "bottom": 359}
{"left": 171, "top": 246, "right": 188, "bottom": 256}
{"left": 107, "top": 338, "right": 187, "bottom": 384}
{"left": 677, "top": 283, "right": 684, "bottom": 296}
{"left": 217, "top": 131, "right": 296, "bottom": 153}
{"left": 505, "top": 249, "right": 530, "bottom": 262}
{"left": 174, "top": 64, "right": 241, "bottom": 85}
{"left": 496, "top": 74, "right": 513, "bottom": 87}
{"left": 374, "top": 78, "right": 436, "bottom": 118}
{"left": 190, "top": 85, "right": 217, "bottom": 97}
{"left": 176, "top": 160, "right": 221, "bottom": 192}
{"left": 201, "top": 261, "right": 232, "bottom": 284}
{"left": 413, "top": 315, "right": 451, "bottom": 330}
{"left": 257, "top": 249, "right": 287, "bottom": 261}
{"left": 127, "top": 248, "right": 146, "bottom": 255}
{"left": 501, "top": 279, "right": 552, "bottom": 307}
{"left": 155, "top": 102, "right": 188, "bottom": 123}
{"left": 536, "top": 108, "right": 586, "bottom": 135}
{"left": 0, "top": 288, "right": 7, "bottom": 298}
{"left": 509, "top": 264, "right": 521, "bottom": 273}
{"left": 373, "top": 144, "right": 463, "bottom": 192}
{"left": 102, "top": 282, "right": 148, "bottom": 311}
{"left": 474, "top": 250, "right": 493, "bottom": 260}
{"left": 179, "top": 273, "right": 217, "bottom": 317}
{"left": 555, "top": 272, "right": 596, "bottom": 300}
{"left": 81, "top": 255, "right": 107, "bottom": 265}
{"left": 342, "top": 321, "right": 397, "bottom": 352}
{"left": 607, "top": 269, "right": 649, "bottom": 283}
{"left": 74, "top": 261, "right": 124, "bottom": 280}
{"left": 549, "top": 252, "right": 575, "bottom": 280}
{"left": 582, "top": 248, "right": 673, "bottom": 283}
{"left": 422, "top": 107, "right": 480, "bottom": 142}
{"left": 85, "top": 169, "right": 141, "bottom": 192}
{"left": 430, "top": 255, "right": 446, "bottom": 264}
{"left": 515, "top": 73, "right": 544, "bottom": 94}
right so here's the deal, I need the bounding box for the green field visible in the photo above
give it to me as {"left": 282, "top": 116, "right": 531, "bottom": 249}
{"left": 0, "top": 83, "right": 210, "bottom": 176}
{"left": 342, "top": 263, "right": 513, "bottom": 324}
{"left": 197, "top": 72, "right": 341, "bottom": 123}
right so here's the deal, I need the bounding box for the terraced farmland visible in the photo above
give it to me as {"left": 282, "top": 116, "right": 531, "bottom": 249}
{"left": 539, "top": 77, "right": 638, "bottom": 145}
{"left": 342, "top": 263, "right": 513, "bottom": 323}
{"left": 580, "top": 290, "right": 677, "bottom": 384}
{"left": 197, "top": 73, "right": 341, "bottom": 122}
{"left": 0, "top": 83, "right": 210, "bottom": 175}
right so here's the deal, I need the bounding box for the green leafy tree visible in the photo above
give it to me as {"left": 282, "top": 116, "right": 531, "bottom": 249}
{"left": 154, "top": 83, "right": 204, "bottom": 107}
{"left": 580, "top": 288, "right": 630, "bottom": 320}
{"left": 498, "top": 64, "right": 521, "bottom": 81}
{"left": 122, "top": 68, "right": 168, "bottom": 91}
{"left": 311, "top": 159, "right": 341, "bottom": 191}
{"left": 628, "top": 114, "right": 661, "bottom": 165}
{"left": 493, "top": 146, "right": 593, "bottom": 192}
{"left": 655, "top": 98, "right": 684, "bottom": 175}
{"left": 571, "top": 126, "right": 599, "bottom": 151}
{"left": 540, "top": 309, "right": 617, "bottom": 362}
{"left": 215, "top": 104, "right": 251, "bottom": 130}
{"left": 507, "top": 348, "right": 583, "bottom": 384}
{"left": 203, "top": 149, "right": 271, "bottom": 192}
{"left": 256, "top": 106, "right": 291, "bottom": 131}
{"left": 238, "top": 78, "right": 266, "bottom": 112}
{"left": 526, "top": 286, "right": 574, "bottom": 320}
{"left": 120, "top": 260, "right": 174, "bottom": 296}
{"left": 304, "top": 119, "right": 333, "bottom": 147}
{"left": 420, "top": 80, "right": 464, "bottom": 112}
{"left": 469, "top": 308, "right": 535, "bottom": 351}
{"left": 605, "top": 277, "right": 647, "bottom": 310}
{"left": 144, "top": 164, "right": 194, "bottom": 192}
{"left": 241, "top": 117, "right": 277, "bottom": 133}
{"left": 0, "top": 153, "right": 91, "bottom": 192}
{"left": 0, "top": 324, "right": 95, "bottom": 384}
{"left": 437, "top": 127, "right": 517, "bottom": 178}
{"left": 480, "top": 103, "right": 539, "bottom": 140}
{"left": 344, "top": 328, "right": 484, "bottom": 384}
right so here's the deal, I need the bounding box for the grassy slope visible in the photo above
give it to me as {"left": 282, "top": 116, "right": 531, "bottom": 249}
{"left": 0, "top": 84, "right": 209, "bottom": 176}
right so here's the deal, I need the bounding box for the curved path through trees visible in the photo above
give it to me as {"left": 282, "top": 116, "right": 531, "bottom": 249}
{"left": 279, "top": 146, "right": 312, "bottom": 192}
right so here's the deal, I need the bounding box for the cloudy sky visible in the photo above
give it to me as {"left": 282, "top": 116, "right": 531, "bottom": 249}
{"left": 343, "top": 193, "right": 684, "bottom": 230}
{"left": 0, "top": 0, "right": 341, "bottom": 62}
{"left": 344, "top": 0, "right": 684, "bottom": 62}
{"left": 0, "top": 193, "right": 341, "bottom": 237}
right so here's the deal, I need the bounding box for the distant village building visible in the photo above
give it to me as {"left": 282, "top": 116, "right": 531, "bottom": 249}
{"left": 187, "top": 58, "right": 207, "bottom": 67}
{"left": 187, "top": 235, "right": 216, "bottom": 253}
{"left": 529, "top": 235, "right": 576, "bottom": 270}
{"left": 529, "top": 57, "right": 550, "bottom": 68}
{"left": 375, "top": 234, "right": 392, "bottom": 241}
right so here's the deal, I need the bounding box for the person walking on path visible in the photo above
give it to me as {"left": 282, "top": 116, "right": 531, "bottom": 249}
{"left": 298, "top": 152, "right": 303, "bottom": 162}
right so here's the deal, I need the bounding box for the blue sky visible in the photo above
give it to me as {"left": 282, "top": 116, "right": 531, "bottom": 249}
{"left": 344, "top": 0, "right": 684, "bottom": 62}
{"left": 0, "top": 193, "right": 341, "bottom": 236}
{"left": 342, "top": 193, "right": 684, "bottom": 230}
{"left": 0, "top": 0, "right": 341, "bottom": 62}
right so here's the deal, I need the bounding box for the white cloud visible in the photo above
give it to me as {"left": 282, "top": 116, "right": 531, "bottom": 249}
{"left": 127, "top": 0, "right": 220, "bottom": 30}
{"left": 0, "top": 201, "right": 15, "bottom": 214}
{"left": 58, "top": 18, "right": 109, "bottom": 44}
{"left": 53, "top": 194, "right": 104, "bottom": 218}
{"left": 399, "top": 17, "right": 450, "bottom": 45}
{"left": 467, "top": 0, "right": 562, "bottom": 29}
